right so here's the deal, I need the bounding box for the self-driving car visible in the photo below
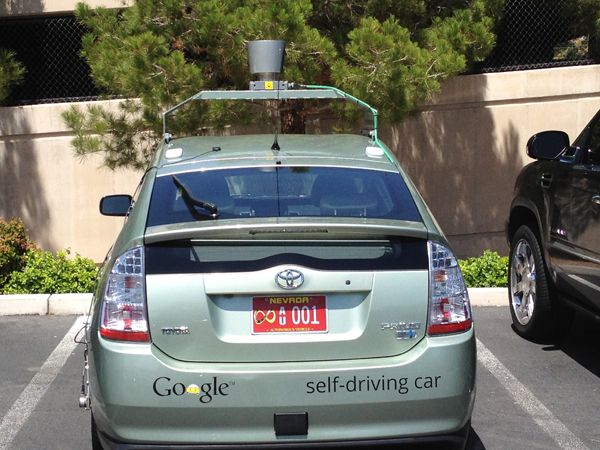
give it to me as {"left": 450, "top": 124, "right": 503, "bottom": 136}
{"left": 82, "top": 41, "right": 475, "bottom": 449}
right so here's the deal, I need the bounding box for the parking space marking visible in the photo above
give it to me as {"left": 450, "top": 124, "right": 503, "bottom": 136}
{"left": 477, "top": 339, "right": 589, "bottom": 450}
{"left": 0, "top": 316, "right": 86, "bottom": 450}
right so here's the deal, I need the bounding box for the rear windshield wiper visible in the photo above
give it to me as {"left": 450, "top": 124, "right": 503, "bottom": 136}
{"left": 172, "top": 175, "right": 219, "bottom": 220}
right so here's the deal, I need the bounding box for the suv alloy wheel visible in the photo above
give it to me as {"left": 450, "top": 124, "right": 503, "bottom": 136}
{"left": 509, "top": 225, "right": 555, "bottom": 340}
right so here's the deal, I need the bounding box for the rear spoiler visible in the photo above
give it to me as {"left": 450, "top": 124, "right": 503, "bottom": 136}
{"left": 144, "top": 219, "right": 429, "bottom": 244}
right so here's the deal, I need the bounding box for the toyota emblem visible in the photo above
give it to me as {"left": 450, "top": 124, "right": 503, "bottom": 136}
{"left": 275, "top": 269, "right": 304, "bottom": 290}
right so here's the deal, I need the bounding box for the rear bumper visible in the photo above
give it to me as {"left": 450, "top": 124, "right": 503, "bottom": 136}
{"left": 90, "top": 329, "right": 476, "bottom": 447}
{"left": 99, "top": 420, "right": 471, "bottom": 450}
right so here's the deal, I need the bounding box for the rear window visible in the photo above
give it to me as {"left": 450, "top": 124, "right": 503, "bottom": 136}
{"left": 145, "top": 239, "right": 428, "bottom": 273}
{"left": 147, "top": 166, "right": 421, "bottom": 227}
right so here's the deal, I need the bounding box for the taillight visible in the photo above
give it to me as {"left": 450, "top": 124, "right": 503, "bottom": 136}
{"left": 99, "top": 247, "right": 149, "bottom": 342}
{"left": 427, "top": 241, "right": 472, "bottom": 336}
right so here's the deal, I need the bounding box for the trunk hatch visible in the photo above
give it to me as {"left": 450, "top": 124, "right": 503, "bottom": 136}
{"left": 145, "top": 237, "right": 429, "bottom": 363}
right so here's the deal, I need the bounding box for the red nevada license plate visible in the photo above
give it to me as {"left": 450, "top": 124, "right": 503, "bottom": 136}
{"left": 252, "top": 295, "right": 327, "bottom": 334}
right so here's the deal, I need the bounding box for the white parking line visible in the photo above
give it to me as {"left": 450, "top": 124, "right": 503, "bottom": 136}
{"left": 0, "top": 318, "right": 589, "bottom": 450}
{"left": 0, "top": 316, "right": 87, "bottom": 450}
{"left": 477, "top": 339, "right": 589, "bottom": 450}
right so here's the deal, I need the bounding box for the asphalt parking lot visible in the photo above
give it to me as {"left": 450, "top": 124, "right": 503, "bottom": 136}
{"left": 1, "top": 308, "right": 599, "bottom": 450}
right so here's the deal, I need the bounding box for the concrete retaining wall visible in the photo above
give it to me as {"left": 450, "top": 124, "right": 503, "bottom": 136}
{"left": 1, "top": 66, "right": 600, "bottom": 260}
{"left": 384, "top": 64, "right": 600, "bottom": 256}
{"left": 0, "top": 0, "right": 128, "bottom": 16}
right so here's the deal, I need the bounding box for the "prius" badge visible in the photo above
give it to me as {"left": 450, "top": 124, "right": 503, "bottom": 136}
{"left": 381, "top": 321, "right": 421, "bottom": 340}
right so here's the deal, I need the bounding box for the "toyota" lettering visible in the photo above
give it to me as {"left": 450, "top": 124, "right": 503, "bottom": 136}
{"left": 161, "top": 326, "right": 190, "bottom": 335}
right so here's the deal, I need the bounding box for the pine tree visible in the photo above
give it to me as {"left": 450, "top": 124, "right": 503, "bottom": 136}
{"left": 0, "top": 49, "right": 26, "bottom": 105}
{"left": 64, "top": 0, "right": 499, "bottom": 169}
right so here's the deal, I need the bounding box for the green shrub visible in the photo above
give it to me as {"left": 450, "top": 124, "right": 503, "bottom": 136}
{"left": 0, "top": 218, "right": 35, "bottom": 290}
{"left": 2, "top": 249, "right": 98, "bottom": 294}
{"left": 0, "top": 49, "right": 26, "bottom": 105}
{"left": 458, "top": 250, "right": 508, "bottom": 288}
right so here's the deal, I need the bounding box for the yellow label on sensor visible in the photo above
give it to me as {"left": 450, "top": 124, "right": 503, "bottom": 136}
{"left": 265, "top": 81, "right": 274, "bottom": 90}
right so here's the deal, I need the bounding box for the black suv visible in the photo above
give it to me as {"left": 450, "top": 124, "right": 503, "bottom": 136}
{"left": 507, "top": 112, "right": 600, "bottom": 340}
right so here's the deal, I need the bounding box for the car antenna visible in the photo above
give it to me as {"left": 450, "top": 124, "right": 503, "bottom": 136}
{"left": 271, "top": 85, "right": 281, "bottom": 151}
{"left": 271, "top": 133, "right": 280, "bottom": 151}
{"left": 270, "top": 59, "right": 282, "bottom": 151}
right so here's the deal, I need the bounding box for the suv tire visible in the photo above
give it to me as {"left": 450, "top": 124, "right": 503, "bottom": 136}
{"left": 508, "top": 225, "right": 555, "bottom": 340}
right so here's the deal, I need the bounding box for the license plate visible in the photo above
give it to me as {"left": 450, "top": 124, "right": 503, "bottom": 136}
{"left": 252, "top": 295, "right": 327, "bottom": 334}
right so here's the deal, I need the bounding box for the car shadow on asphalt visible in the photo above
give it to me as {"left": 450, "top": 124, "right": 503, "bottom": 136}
{"left": 349, "top": 426, "right": 485, "bottom": 450}
{"left": 467, "top": 427, "right": 486, "bottom": 449}
{"left": 541, "top": 311, "right": 600, "bottom": 377}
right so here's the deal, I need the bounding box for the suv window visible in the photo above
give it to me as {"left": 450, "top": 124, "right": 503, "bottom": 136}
{"left": 589, "top": 134, "right": 600, "bottom": 165}
{"left": 147, "top": 166, "right": 421, "bottom": 226}
{"left": 573, "top": 113, "right": 600, "bottom": 165}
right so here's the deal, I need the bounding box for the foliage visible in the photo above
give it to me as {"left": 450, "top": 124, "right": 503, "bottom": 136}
{"left": 2, "top": 249, "right": 98, "bottom": 294}
{"left": 459, "top": 250, "right": 508, "bottom": 288}
{"left": 0, "top": 49, "right": 26, "bottom": 105}
{"left": 64, "top": 0, "right": 338, "bottom": 169}
{"left": 313, "top": 0, "right": 497, "bottom": 122}
{"left": 64, "top": 0, "right": 499, "bottom": 169}
{"left": 489, "top": 0, "right": 600, "bottom": 65}
{"left": 331, "top": 2, "right": 495, "bottom": 122}
{"left": 564, "top": 0, "right": 600, "bottom": 58}
{"left": 0, "top": 218, "right": 35, "bottom": 290}
{"left": 309, "top": 0, "right": 505, "bottom": 50}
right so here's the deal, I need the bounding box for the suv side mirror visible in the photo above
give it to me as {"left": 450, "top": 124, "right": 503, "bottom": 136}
{"left": 100, "top": 195, "right": 132, "bottom": 216}
{"left": 526, "top": 131, "right": 570, "bottom": 160}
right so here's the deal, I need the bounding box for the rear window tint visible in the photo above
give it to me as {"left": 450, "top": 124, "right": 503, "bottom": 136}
{"left": 145, "top": 238, "right": 428, "bottom": 273}
{"left": 147, "top": 167, "right": 421, "bottom": 227}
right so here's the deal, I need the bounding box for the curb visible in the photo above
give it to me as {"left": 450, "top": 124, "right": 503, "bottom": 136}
{"left": 468, "top": 287, "right": 507, "bottom": 307}
{"left": 0, "top": 293, "right": 92, "bottom": 316}
{"left": 49, "top": 293, "right": 92, "bottom": 315}
{"left": 0, "top": 288, "right": 507, "bottom": 316}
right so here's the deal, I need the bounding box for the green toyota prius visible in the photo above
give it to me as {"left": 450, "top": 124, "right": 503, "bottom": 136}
{"left": 83, "top": 41, "right": 475, "bottom": 450}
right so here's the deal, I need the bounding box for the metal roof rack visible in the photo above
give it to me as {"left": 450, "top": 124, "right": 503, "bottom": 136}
{"left": 161, "top": 84, "right": 380, "bottom": 146}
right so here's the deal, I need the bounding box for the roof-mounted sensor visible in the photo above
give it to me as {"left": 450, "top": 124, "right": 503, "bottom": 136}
{"left": 247, "top": 40, "right": 285, "bottom": 80}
